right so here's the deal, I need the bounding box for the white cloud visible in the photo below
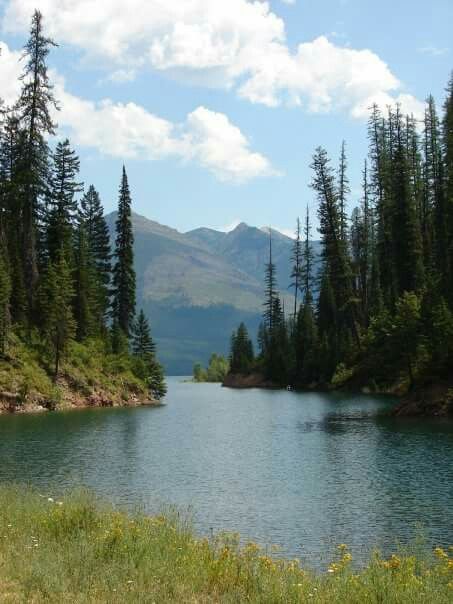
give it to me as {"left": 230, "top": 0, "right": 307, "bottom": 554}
{"left": 3, "top": 0, "right": 421, "bottom": 118}
{"left": 0, "top": 42, "right": 275, "bottom": 183}
{"left": 0, "top": 42, "right": 23, "bottom": 105}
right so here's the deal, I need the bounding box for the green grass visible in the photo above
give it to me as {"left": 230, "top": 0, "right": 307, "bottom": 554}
{"left": 0, "top": 487, "right": 452, "bottom": 603}
{"left": 0, "top": 335, "right": 149, "bottom": 411}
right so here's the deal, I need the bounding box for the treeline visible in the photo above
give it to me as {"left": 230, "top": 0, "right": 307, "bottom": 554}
{"left": 0, "top": 11, "right": 166, "bottom": 399}
{"left": 229, "top": 74, "right": 453, "bottom": 392}
{"left": 193, "top": 354, "right": 230, "bottom": 383}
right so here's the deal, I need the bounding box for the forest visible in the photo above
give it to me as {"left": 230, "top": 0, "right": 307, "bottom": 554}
{"left": 229, "top": 74, "right": 453, "bottom": 402}
{"left": 0, "top": 11, "right": 166, "bottom": 408}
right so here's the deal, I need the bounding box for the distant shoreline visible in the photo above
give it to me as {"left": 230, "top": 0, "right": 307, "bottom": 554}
{"left": 222, "top": 373, "right": 453, "bottom": 417}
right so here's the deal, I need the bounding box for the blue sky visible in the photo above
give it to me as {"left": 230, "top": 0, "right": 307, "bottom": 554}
{"left": 0, "top": 0, "right": 451, "bottom": 236}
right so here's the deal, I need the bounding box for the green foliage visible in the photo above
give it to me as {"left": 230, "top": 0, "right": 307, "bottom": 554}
{"left": 193, "top": 353, "right": 230, "bottom": 383}
{"left": 131, "top": 309, "right": 166, "bottom": 400}
{"left": 229, "top": 76, "right": 453, "bottom": 394}
{"left": 0, "top": 486, "right": 452, "bottom": 603}
{"left": 132, "top": 310, "right": 156, "bottom": 357}
{"left": 39, "top": 253, "right": 76, "bottom": 378}
{"left": 230, "top": 322, "right": 254, "bottom": 375}
{"left": 112, "top": 167, "right": 136, "bottom": 340}
{"left": 0, "top": 251, "right": 11, "bottom": 356}
{"left": 79, "top": 184, "right": 111, "bottom": 324}
{"left": 0, "top": 12, "right": 166, "bottom": 405}
{"left": 46, "top": 139, "right": 82, "bottom": 261}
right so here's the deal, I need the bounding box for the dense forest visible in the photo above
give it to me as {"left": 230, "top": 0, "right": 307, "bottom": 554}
{"left": 0, "top": 11, "right": 166, "bottom": 408}
{"left": 229, "top": 74, "right": 453, "bottom": 400}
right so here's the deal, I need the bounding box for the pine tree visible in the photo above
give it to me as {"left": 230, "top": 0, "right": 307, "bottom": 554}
{"left": 391, "top": 108, "right": 424, "bottom": 295}
{"left": 131, "top": 309, "right": 166, "bottom": 399}
{"left": 73, "top": 223, "right": 97, "bottom": 340}
{"left": 311, "top": 147, "right": 358, "bottom": 347}
{"left": 46, "top": 139, "right": 82, "bottom": 261}
{"left": 79, "top": 185, "right": 111, "bottom": 321}
{"left": 111, "top": 167, "right": 136, "bottom": 341}
{"left": 15, "top": 10, "right": 58, "bottom": 317}
{"left": 230, "top": 322, "right": 254, "bottom": 374}
{"left": 337, "top": 140, "right": 350, "bottom": 242}
{"left": 442, "top": 74, "right": 453, "bottom": 304}
{"left": 0, "top": 250, "right": 11, "bottom": 356}
{"left": 294, "top": 301, "right": 318, "bottom": 386}
{"left": 423, "top": 97, "right": 445, "bottom": 287}
{"left": 132, "top": 310, "right": 156, "bottom": 357}
{"left": 0, "top": 114, "right": 27, "bottom": 323}
{"left": 267, "top": 296, "right": 289, "bottom": 384}
{"left": 40, "top": 252, "right": 76, "bottom": 379}
{"left": 301, "top": 206, "right": 315, "bottom": 305}
{"left": 289, "top": 218, "right": 303, "bottom": 320}
{"left": 263, "top": 231, "right": 278, "bottom": 330}
{"left": 368, "top": 105, "right": 395, "bottom": 308}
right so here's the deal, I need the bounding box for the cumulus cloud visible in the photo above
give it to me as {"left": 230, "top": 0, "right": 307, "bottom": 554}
{"left": 0, "top": 42, "right": 275, "bottom": 183}
{"left": 3, "top": 0, "right": 421, "bottom": 118}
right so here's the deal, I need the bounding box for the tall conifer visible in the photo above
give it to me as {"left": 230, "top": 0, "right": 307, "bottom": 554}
{"left": 111, "top": 167, "right": 136, "bottom": 340}
{"left": 15, "top": 11, "right": 58, "bottom": 316}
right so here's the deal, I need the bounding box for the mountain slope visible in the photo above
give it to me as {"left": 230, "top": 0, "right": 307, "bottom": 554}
{"left": 107, "top": 213, "right": 320, "bottom": 374}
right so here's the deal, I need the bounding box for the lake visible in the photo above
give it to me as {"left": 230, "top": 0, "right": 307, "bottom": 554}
{"left": 1, "top": 376, "right": 452, "bottom": 568}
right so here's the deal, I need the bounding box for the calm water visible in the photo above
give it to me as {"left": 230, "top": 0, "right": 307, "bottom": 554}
{"left": 1, "top": 377, "right": 453, "bottom": 567}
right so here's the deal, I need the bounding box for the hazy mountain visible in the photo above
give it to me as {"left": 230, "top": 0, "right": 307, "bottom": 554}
{"left": 107, "top": 212, "right": 321, "bottom": 374}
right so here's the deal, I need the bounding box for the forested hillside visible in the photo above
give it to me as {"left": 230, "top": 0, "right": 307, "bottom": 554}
{"left": 228, "top": 78, "right": 453, "bottom": 413}
{"left": 0, "top": 11, "right": 165, "bottom": 411}
{"left": 104, "top": 213, "right": 321, "bottom": 374}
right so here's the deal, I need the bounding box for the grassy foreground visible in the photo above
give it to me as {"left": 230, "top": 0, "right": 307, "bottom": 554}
{"left": 0, "top": 488, "right": 452, "bottom": 603}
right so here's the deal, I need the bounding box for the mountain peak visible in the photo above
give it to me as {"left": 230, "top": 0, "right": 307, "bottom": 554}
{"left": 231, "top": 221, "right": 250, "bottom": 233}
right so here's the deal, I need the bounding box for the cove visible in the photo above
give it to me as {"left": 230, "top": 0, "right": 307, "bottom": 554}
{"left": 1, "top": 376, "right": 452, "bottom": 568}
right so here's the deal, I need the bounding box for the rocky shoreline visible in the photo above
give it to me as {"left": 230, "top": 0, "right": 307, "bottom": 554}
{"left": 0, "top": 380, "right": 160, "bottom": 415}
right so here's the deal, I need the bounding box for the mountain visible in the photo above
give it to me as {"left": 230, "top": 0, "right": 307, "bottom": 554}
{"left": 107, "top": 212, "right": 321, "bottom": 374}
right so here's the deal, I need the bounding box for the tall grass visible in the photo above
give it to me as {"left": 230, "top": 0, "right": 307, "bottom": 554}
{"left": 0, "top": 486, "right": 451, "bottom": 603}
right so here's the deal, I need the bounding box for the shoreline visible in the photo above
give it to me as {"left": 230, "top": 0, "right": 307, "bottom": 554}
{"left": 0, "top": 385, "right": 161, "bottom": 416}
{"left": 222, "top": 373, "right": 453, "bottom": 417}
{"left": 1, "top": 486, "right": 452, "bottom": 602}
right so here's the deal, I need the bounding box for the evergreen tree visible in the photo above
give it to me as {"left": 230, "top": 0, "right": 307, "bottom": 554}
{"left": 311, "top": 147, "right": 358, "bottom": 348}
{"left": 15, "top": 10, "right": 58, "bottom": 317}
{"left": 263, "top": 231, "right": 278, "bottom": 330}
{"left": 40, "top": 253, "right": 76, "bottom": 379}
{"left": 390, "top": 108, "right": 424, "bottom": 295}
{"left": 46, "top": 139, "right": 82, "bottom": 261}
{"left": 301, "top": 206, "right": 315, "bottom": 305}
{"left": 73, "top": 223, "right": 97, "bottom": 340}
{"left": 267, "top": 296, "right": 289, "bottom": 384}
{"left": 111, "top": 167, "right": 136, "bottom": 341}
{"left": 79, "top": 185, "right": 111, "bottom": 323}
{"left": 442, "top": 74, "right": 453, "bottom": 304}
{"left": 294, "top": 301, "right": 318, "bottom": 386}
{"left": 132, "top": 310, "right": 156, "bottom": 357}
{"left": 0, "top": 114, "right": 27, "bottom": 323}
{"left": 230, "top": 322, "right": 254, "bottom": 374}
{"left": 131, "top": 309, "right": 166, "bottom": 399}
{"left": 289, "top": 218, "right": 303, "bottom": 320}
{"left": 0, "top": 250, "right": 11, "bottom": 356}
{"left": 337, "top": 140, "right": 350, "bottom": 242}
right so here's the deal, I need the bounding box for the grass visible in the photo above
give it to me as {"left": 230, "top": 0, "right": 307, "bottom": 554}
{"left": 0, "top": 334, "right": 149, "bottom": 411}
{"left": 0, "top": 487, "right": 452, "bottom": 602}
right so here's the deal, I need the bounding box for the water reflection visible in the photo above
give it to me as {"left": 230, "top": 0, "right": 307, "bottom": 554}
{"left": 0, "top": 378, "right": 452, "bottom": 568}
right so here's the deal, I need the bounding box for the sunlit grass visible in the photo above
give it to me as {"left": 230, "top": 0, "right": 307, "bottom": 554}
{"left": 0, "top": 486, "right": 452, "bottom": 602}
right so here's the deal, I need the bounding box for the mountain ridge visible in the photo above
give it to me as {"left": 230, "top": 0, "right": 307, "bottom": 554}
{"left": 107, "top": 212, "right": 321, "bottom": 373}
